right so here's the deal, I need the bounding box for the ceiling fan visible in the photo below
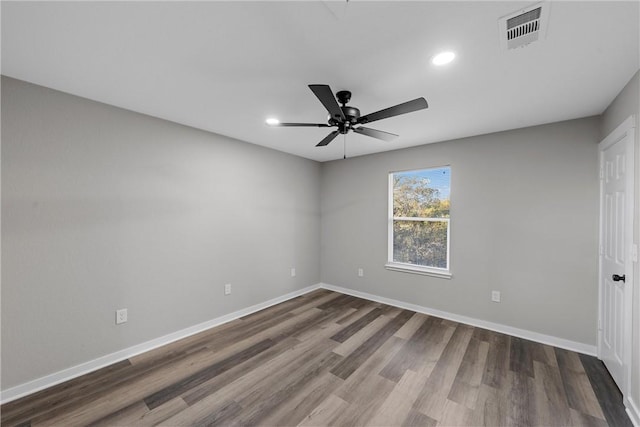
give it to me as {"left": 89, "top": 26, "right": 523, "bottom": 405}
{"left": 268, "top": 84, "right": 428, "bottom": 147}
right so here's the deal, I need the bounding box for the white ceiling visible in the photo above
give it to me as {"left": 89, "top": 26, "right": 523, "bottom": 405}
{"left": 2, "top": 1, "right": 639, "bottom": 162}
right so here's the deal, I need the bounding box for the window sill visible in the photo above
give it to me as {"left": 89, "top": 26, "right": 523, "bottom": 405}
{"left": 384, "top": 263, "right": 452, "bottom": 279}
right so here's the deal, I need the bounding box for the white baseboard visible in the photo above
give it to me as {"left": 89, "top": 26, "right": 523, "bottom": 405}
{"left": 626, "top": 396, "right": 640, "bottom": 427}
{"left": 319, "top": 283, "right": 597, "bottom": 356}
{"left": 1, "top": 281, "right": 600, "bottom": 404}
{"left": 0, "top": 284, "right": 321, "bottom": 405}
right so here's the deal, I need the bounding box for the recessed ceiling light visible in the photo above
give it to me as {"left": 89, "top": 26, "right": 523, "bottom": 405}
{"left": 265, "top": 117, "right": 280, "bottom": 126}
{"left": 432, "top": 51, "right": 455, "bottom": 66}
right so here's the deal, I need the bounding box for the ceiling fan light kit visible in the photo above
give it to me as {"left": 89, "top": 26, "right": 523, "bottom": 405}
{"left": 268, "top": 84, "right": 428, "bottom": 148}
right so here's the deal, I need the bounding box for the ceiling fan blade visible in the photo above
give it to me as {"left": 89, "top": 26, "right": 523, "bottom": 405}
{"left": 309, "top": 84, "right": 346, "bottom": 122}
{"left": 316, "top": 130, "right": 340, "bottom": 147}
{"left": 272, "top": 123, "right": 332, "bottom": 127}
{"left": 353, "top": 126, "right": 398, "bottom": 142}
{"left": 358, "top": 97, "right": 428, "bottom": 124}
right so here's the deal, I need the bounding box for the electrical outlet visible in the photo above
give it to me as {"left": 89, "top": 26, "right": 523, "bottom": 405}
{"left": 224, "top": 283, "right": 231, "bottom": 295}
{"left": 491, "top": 291, "right": 501, "bottom": 303}
{"left": 358, "top": 268, "right": 364, "bottom": 277}
{"left": 291, "top": 268, "right": 296, "bottom": 277}
{"left": 116, "top": 308, "right": 128, "bottom": 324}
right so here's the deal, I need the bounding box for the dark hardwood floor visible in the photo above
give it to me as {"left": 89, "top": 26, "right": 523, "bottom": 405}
{"left": 1, "top": 289, "right": 632, "bottom": 426}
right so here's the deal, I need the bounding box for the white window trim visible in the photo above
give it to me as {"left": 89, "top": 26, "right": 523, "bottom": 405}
{"left": 387, "top": 169, "right": 452, "bottom": 278}
{"left": 384, "top": 262, "right": 452, "bottom": 278}
{"left": 393, "top": 217, "right": 449, "bottom": 222}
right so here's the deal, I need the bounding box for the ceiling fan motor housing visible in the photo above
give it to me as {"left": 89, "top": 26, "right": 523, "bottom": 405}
{"left": 328, "top": 105, "right": 360, "bottom": 128}
{"left": 342, "top": 106, "right": 360, "bottom": 123}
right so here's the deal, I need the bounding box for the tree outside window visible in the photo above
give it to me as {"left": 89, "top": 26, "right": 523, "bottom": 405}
{"left": 389, "top": 166, "right": 451, "bottom": 273}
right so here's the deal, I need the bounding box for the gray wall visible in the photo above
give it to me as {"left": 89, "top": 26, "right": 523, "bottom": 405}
{"left": 1, "top": 72, "right": 630, "bottom": 397}
{"left": 321, "top": 117, "right": 601, "bottom": 345}
{"left": 601, "top": 70, "right": 640, "bottom": 413}
{"left": 1, "top": 76, "right": 321, "bottom": 389}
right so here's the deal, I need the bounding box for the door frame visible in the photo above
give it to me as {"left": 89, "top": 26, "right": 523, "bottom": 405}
{"left": 597, "top": 114, "right": 635, "bottom": 396}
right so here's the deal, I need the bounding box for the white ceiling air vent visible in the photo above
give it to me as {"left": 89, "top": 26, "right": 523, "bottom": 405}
{"left": 498, "top": 2, "right": 550, "bottom": 50}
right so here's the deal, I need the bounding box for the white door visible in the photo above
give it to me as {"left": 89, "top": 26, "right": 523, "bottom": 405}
{"left": 598, "top": 116, "right": 635, "bottom": 394}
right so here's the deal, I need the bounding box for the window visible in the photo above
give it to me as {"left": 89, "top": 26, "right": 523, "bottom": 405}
{"left": 386, "top": 166, "right": 451, "bottom": 278}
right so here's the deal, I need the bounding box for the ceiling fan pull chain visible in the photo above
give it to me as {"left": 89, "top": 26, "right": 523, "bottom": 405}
{"left": 343, "top": 133, "right": 347, "bottom": 159}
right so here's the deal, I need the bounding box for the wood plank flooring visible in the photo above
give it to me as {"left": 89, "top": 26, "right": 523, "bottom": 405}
{"left": 1, "top": 289, "right": 632, "bottom": 426}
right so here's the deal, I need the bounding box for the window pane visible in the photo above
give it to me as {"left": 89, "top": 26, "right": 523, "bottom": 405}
{"left": 393, "top": 220, "right": 448, "bottom": 268}
{"left": 393, "top": 167, "right": 450, "bottom": 218}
